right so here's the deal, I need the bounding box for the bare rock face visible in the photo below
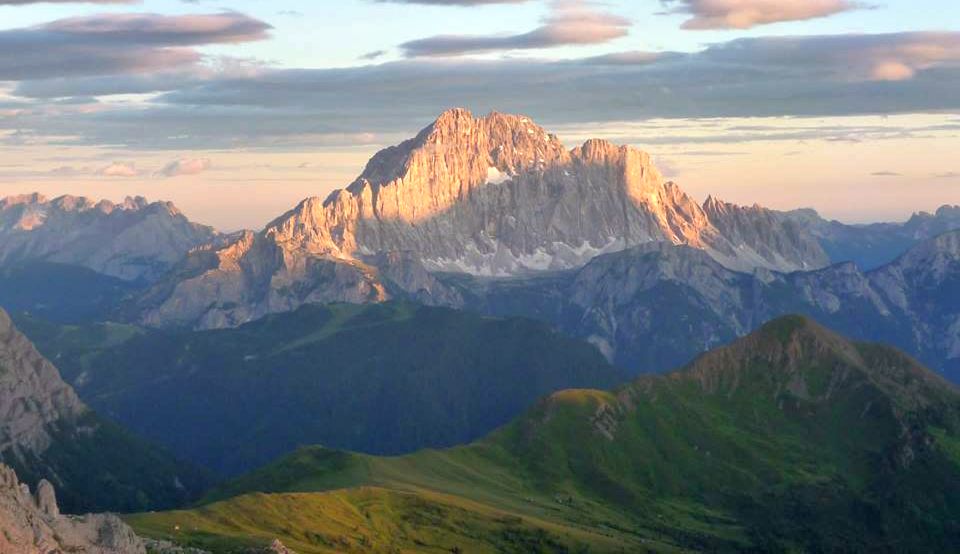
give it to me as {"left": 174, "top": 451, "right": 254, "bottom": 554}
{"left": 0, "top": 309, "right": 86, "bottom": 455}
{"left": 0, "top": 193, "right": 218, "bottom": 282}
{"left": 0, "top": 464, "right": 146, "bottom": 554}
{"left": 703, "top": 196, "right": 830, "bottom": 271}
{"left": 140, "top": 109, "right": 828, "bottom": 329}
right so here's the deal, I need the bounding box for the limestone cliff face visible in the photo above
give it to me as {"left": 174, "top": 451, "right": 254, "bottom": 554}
{"left": 448, "top": 230, "right": 960, "bottom": 378}
{"left": 262, "top": 109, "right": 807, "bottom": 275}
{"left": 0, "top": 464, "right": 145, "bottom": 554}
{"left": 703, "top": 196, "right": 830, "bottom": 271}
{"left": 0, "top": 193, "right": 217, "bottom": 282}
{"left": 140, "top": 109, "right": 829, "bottom": 329}
{"left": 0, "top": 309, "right": 86, "bottom": 456}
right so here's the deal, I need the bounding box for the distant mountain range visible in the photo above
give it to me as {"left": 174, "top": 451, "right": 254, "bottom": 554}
{"left": 0, "top": 309, "right": 207, "bottom": 513}
{"left": 784, "top": 204, "right": 960, "bottom": 270}
{"left": 130, "top": 316, "right": 960, "bottom": 553}
{"left": 443, "top": 229, "right": 960, "bottom": 381}
{"left": 0, "top": 193, "right": 217, "bottom": 283}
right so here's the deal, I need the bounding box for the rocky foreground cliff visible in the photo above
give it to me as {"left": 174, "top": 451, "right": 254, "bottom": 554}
{"left": 138, "top": 109, "right": 829, "bottom": 329}
{"left": 0, "top": 308, "right": 206, "bottom": 513}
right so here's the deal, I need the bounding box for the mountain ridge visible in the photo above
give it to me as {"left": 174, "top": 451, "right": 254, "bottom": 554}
{"left": 0, "top": 193, "right": 217, "bottom": 282}
{"left": 137, "top": 108, "right": 830, "bottom": 329}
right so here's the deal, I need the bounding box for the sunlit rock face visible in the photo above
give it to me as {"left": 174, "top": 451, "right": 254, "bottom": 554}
{"left": 0, "top": 193, "right": 218, "bottom": 282}
{"left": 140, "top": 109, "right": 829, "bottom": 329}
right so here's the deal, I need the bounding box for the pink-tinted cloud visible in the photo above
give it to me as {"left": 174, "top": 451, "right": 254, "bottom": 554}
{"left": 97, "top": 161, "right": 139, "bottom": 177}
{"left": 400, "top": 0, "right": 630, "bottom": 57}
{"left": 44, "top": 12, "right": 272, "bottom": 46}
{"left": 664, "top": 0, "right": 862, "bottom": 30}
{"left": 157, "top": 158, "right": 212, "bottom": 177}
{"left": 0, "top": 12, "right": 271, "bottom": 80}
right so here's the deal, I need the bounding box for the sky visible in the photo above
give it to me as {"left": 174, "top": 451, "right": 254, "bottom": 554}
{"left": 0, "top": 0, "right": 958, "bottom": 230}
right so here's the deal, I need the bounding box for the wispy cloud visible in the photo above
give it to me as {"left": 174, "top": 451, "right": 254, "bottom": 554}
{"left": 374, "top": 0, "right": 530, "bottom": 4}
{"left": 0, "top": 0, "right": 135, "bottom": 3}
{"left": 156, "top": 157, "right": 212, "bottom": 177}
{"left": 399, "top": 0, "right": 630, "bottom": 57}
{"left": 97, "top": 161, "right": 139, "bottom": 177}
{"left": 660, "top": 0, "right": 864, "bottom": 30}
{"left": 0, "top": 12, "right": 271, "bottom": 81}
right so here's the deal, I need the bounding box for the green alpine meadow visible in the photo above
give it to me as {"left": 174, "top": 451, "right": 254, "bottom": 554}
{"left": 127, "top": 316, "right": 960, "bottom": 552}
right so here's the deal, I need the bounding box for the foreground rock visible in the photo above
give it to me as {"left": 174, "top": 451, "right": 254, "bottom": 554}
{"left": 0, "top": 464, "right": 145, "bottom": 553}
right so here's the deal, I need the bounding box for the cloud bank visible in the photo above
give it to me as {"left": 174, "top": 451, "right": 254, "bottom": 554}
{"left": 0, "top": 12, "right": 271, "bottom": 80}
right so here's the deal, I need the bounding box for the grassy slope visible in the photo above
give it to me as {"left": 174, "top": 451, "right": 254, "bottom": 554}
{"left": 131, "top": 316, "right": 960, "bottom": 553}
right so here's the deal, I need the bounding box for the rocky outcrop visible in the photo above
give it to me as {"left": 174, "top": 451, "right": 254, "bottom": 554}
{"left": 0, "top": 193, "right": 217, "bottom": 282}
{"left": 0, "top": 464, "right": 145, "bottom": 554}
{"left": 703, "top": 196, "right": 829, "bottom": 271}
{"left": 0, "top": 309, "right": 86, "bottom": 456}
{"left": 139, "top": 109, "right": 828, "bottom": 329}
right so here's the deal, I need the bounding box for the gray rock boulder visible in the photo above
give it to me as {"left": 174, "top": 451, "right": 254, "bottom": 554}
{"left": 0, "top": 464, "right": 146, "bottom": 554}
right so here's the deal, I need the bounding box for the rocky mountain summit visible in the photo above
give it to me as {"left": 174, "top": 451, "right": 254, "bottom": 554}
{"left": 0, "top": 193, "right": 217, "bottom": 282}
{"left": 138, "top": 109, "right": 828, "bottom": 329}
{"left": 0, "top": 464, "right": 144, "bottom": 553}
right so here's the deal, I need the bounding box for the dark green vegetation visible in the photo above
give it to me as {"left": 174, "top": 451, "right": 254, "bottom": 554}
{"left": 0, "top": 262, "right": 138, "bottom": 322}
{"left": 19, "top": 302, "right": 627, "bottom": 476}
{"left": 3, "top": 411, "right": 211, "bottom": 514}
{"left": 131, "top": 316, "right": 960, "bottom": 553}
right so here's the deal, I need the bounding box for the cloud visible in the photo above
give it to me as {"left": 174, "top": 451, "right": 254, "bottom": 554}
{"left": 156, "top": 157, "right": 212, "bottom": 177}
{"left": 0, "top": 12, "right": 271, "bottom": 81}
{"left": 578, "top": 51, "right": 669, "bottom": 66}
{"left": 0, "top": 0, "right": 134, "bottom": 3}
{"left": 698, "top": 32, "right": 960, "bottom": 83}
{"left": 399, "top": 0, "right": 630, "bottom": 57}
{"left": 97, "top": 161, "right": 139, "bottom": 177}
{"left": 360, "top": 50, "right": 388, "bottom": 61}
{"left": 6, "top": 32, "right": 960, "bottom": 150}
{"left": 871, "top": 171, "right": 902, "bottom": 177}
{"left": 661, "top": 0, "right": 863, "bottom": 30}
{"left": 374, "top": 0, "right": 530, "bottom": 4}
